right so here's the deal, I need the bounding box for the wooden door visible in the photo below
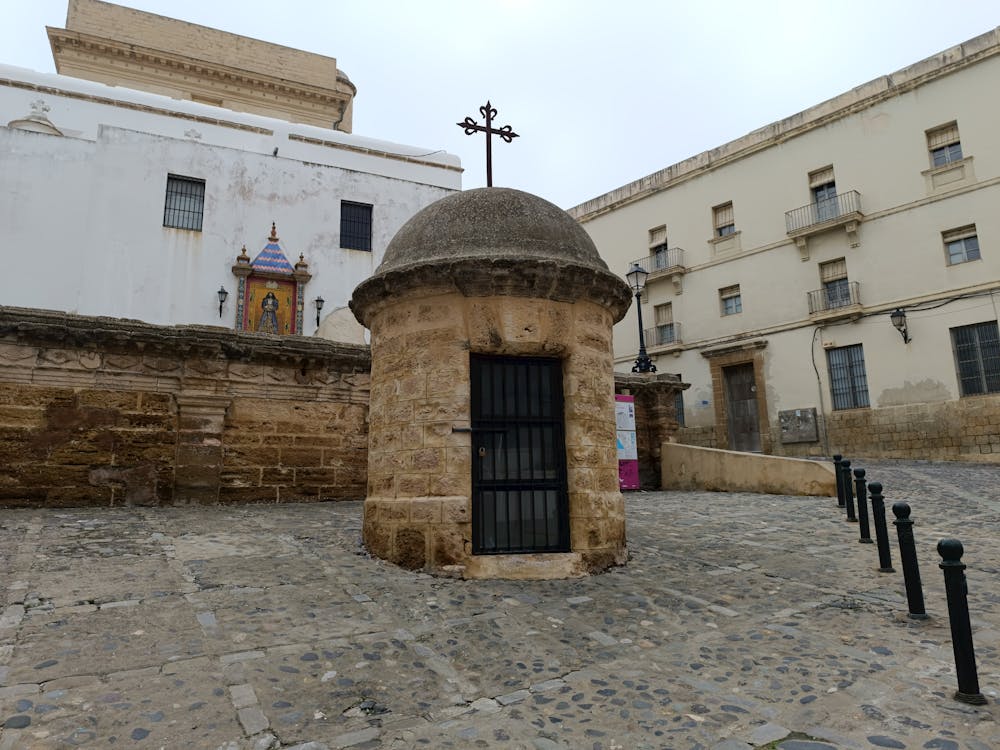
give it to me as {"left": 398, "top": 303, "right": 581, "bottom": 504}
{"left": 724, "top": 363, "right": 761, "bottom": 452}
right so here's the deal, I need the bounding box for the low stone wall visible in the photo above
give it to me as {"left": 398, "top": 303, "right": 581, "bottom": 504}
{"left": 0, "top": 307, "right": 369, "bottom": 507}
{"left": 662, "top": 442, "right": 836, "bottom": 496}
{"left": 802, "top": 399, "right": 1000, "bottom": 463}
{"left": 677, "top": 397, "right": 1000, "bottom": 464}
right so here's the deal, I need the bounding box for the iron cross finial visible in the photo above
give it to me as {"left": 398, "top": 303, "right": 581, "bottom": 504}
{"left": 457, "top": 100, "right": 519, "bottom": 187}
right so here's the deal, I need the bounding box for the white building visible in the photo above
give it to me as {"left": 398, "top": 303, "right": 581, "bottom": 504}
{"left": 1, "top": 1, "right": 461, "bottom": 338}
{"left": 571, "top": 28, "right": 1000, "bottom": 463}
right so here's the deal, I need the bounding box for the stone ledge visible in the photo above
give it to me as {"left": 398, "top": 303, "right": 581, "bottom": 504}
{"left": 0, "top": 307, "right": 370, "bottom": 372}
{"left": 351, "top": 258, "right": 632, "bottom": 327}
{"left": 463, "top": 552, "right": 587, "bottom": 580}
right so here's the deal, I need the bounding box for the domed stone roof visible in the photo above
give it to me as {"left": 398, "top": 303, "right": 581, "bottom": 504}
{"left": 377, "top": 187, "right": 610, "bottom": 274}
{"left": 351, "top": 188, "right": 631, "bottom": 325}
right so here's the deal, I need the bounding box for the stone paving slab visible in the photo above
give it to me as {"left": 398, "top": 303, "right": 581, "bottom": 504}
{"left": 1, "top": 459, "right": 999, "bottom": 749}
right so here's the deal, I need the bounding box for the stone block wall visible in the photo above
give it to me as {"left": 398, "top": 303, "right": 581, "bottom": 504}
{"left": 674, "top": 396, "right": 1000, "bottom": 463}
{"left": 361, "top": 291, "right": 627, "bottom": 574}
{"left": 614, "top": 373, "right": 688, "bottom": 489}
{"left": 776, "top": 397, "right": 1000, "bottom": 463}
{"left": 0, "top": 307, "right": 370, "bottom": 507}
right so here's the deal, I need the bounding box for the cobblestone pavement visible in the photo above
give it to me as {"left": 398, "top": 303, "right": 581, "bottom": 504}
{"left": 1, "top": 459, "right": 998, "bottom": 750}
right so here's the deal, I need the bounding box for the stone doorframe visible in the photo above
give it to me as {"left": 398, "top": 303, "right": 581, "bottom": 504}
{"left": 701, "top": 340, "right": 771, "bottom": 454}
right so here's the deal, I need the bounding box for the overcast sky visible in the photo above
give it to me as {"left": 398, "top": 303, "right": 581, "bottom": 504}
{"left": 3, "top": 1, "right": 998, "bottom": 209}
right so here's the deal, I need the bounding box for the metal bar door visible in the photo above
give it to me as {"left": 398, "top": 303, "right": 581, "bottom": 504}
{"left": 470, "top": 354, "right": 570, "bottom": 554}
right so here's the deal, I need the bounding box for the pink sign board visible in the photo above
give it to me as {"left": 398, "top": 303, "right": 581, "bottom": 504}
{"left": 615, "top": 395, "right": 640, "bottom": 490}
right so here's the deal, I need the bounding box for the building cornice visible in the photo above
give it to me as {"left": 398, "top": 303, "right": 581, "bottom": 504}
{"left": 0, "top": 306, "right": 370, "bottom": 372}
{"left": 569, "top": 27, "right": 1000, "bottom": 222}
{"left": 289, "top": 134, "right": 463, "bottom": 174}
{"left": 0, "top": 76, "right": 274, "bottom": 136}
{"left": 47, "top": 27, "right": 354, "bottom": 120}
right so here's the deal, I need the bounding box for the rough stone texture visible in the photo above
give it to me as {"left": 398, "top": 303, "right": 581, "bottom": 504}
{"left": 0, "top": 307, "right": 369, "bottom": 507}
{"left": 351, "top": 187, "right": 633, "bottom": 328}
{"left": 679, "top": 386, "right": 1000, "bottom": 465}
{"left": 779, "top": 397, "right": 1000, "bottom": 463}
{"left": 0, "top": 460, "right": 996, "bottom": 748}
{"left": 352, "top": 188, "right": 633, "bottom": 577}
{"left": 614, "top": 372, "right": 687, "bottom": 489}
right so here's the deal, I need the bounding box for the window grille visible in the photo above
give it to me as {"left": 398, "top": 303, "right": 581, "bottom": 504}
{"left": 713, "top": 202, "right": 735, "bottom": 236}
{"left": 163, "top": 174, "right": 205, "bottom": 231}
{"left": 951, "top": 321, "right": 1000, "bottom": 396}
{"left": 827, "top": 344, "right": 870, "bottom": 410}
{"left": 340, "top": 201, "right": 373, "bottom": 251}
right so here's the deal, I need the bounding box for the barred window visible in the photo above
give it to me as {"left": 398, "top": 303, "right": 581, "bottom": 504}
{"left": 951, "top": 321, "right": 1000, "bottom": 396}
{"left": 827, "top": 344, "right": 870, "bottom": 410}
{"left": 942, "top": 225, "right": 980, "bottom": 266}
{"left": 927, "top": 122, "right": 962, "bottom": 167}
{"left": 163, "top": 174, "right": 205, "bottom": 231}
{"left": 719, "top": 284, "right": 742, "bottom": 316}
{"left": 713, "top": 202, "right": 735, "bottom": 237}
{"left": 340, "top": 201, "right": 373, "bottom": 251}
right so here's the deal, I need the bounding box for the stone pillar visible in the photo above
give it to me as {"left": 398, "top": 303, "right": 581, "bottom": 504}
{"left": 174, "top": 393, "right": 232, "bottom": 504}
{"left": 615, "top": 373, "right": 689, "bottom": 489}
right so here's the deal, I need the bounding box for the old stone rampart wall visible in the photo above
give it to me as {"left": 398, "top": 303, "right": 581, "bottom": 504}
{"left": 0, "top": 307, "right": 370, "bottom": 507}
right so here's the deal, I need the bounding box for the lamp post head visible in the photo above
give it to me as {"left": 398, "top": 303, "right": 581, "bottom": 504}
{"left": 626, "top": 263, "right": 648, "bottom": 294}
{"left": 314, "top": 296, "right": 325, "bottom": 328}
{"left": 890, "top": 308, "right": 911, "bottom": 343}
{"left": 217, "top": 286, "right": 229, "bottom": 318}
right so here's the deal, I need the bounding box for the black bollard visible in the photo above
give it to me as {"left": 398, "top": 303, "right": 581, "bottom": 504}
{"left": 892, "top": 502, "right": 927, "bottom": 619}
{"left": 833, "top": 454, "right": 845, "bottom": 507}
{"left": 868, "top": 482, "right": 895, "bottom": 573}
{"left": 938, "top": 539, "right": 987, "bottom": 705}
{"left": 841, "top": 460, "right": 857, "bottom": 522}
{"left": 854, "top": 468, "right": 873, "bottom": 543}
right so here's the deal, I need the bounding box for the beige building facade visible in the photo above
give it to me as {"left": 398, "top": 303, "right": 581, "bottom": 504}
{"left": 571, "top": 28, "right": 1000, "bottom": 462}
{"left": 48, "top": 0, "right": 356, "bottom": 130}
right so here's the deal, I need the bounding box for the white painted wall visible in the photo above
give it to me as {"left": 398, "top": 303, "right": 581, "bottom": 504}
{"left": 0, "top": 65, "right": 461, "bottom": 335}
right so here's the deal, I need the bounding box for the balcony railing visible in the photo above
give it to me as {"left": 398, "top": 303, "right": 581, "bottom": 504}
{"left": 628, "top": 247, "right": 685, "bottom": 275}
{"left": 807, "top": 281, "right": 861, "bottom": 315}
{"left": 644, "top": 322, "right": 682, "bottom": 347}
{"left": 785, "top": 190, "right": 863, "bottom": 234}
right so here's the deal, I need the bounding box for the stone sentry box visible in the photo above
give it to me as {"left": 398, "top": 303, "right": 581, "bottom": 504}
{"left": 350, "top": 188, "right": 632, "bottom": 579}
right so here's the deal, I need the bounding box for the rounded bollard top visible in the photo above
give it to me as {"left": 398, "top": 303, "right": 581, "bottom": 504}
{"left": 854, "top": 468, "right": 866, "bottom": 478}
{"left": 841, "top": 459, "right": 852, "bottom": 467}
{"left": 938, "top": 538, "right": 964, "bottom": 562}
{"left": 833, "top": 454, "right": 843, "bottom": 462}
{"left": 868, "top": 481, "right": 882, "bottom": 495}
{"left": 891, "top": 501, "right": 911, "bottom": 520}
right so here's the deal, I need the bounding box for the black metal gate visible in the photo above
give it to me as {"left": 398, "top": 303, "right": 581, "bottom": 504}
{"left": 470, "top": 354, "right": 569, "bottom": 554}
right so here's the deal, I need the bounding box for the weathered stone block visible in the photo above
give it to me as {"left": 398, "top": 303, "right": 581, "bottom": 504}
{"left": 409, "top": 497, "right": 442, "bottom": 524}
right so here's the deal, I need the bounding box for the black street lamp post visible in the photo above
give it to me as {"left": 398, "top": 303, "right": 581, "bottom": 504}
{"left": 626, "top": 263, "right": 656, "bottom": 374}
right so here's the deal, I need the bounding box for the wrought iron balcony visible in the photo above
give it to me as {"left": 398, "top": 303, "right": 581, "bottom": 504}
{"left": 785, "top": 191, "right": 863, "bottom": 259}
{"left": 644, "top": 322, "right": 682, "bottom": 348}
{"left": 628, "top": 247, "right": 685, "bottom": 276}
{"left": 807, "top": 281, "right": 862, "bottom": 319}
{"left": 628, "top": 248, "right": 686, "bottom": 292}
